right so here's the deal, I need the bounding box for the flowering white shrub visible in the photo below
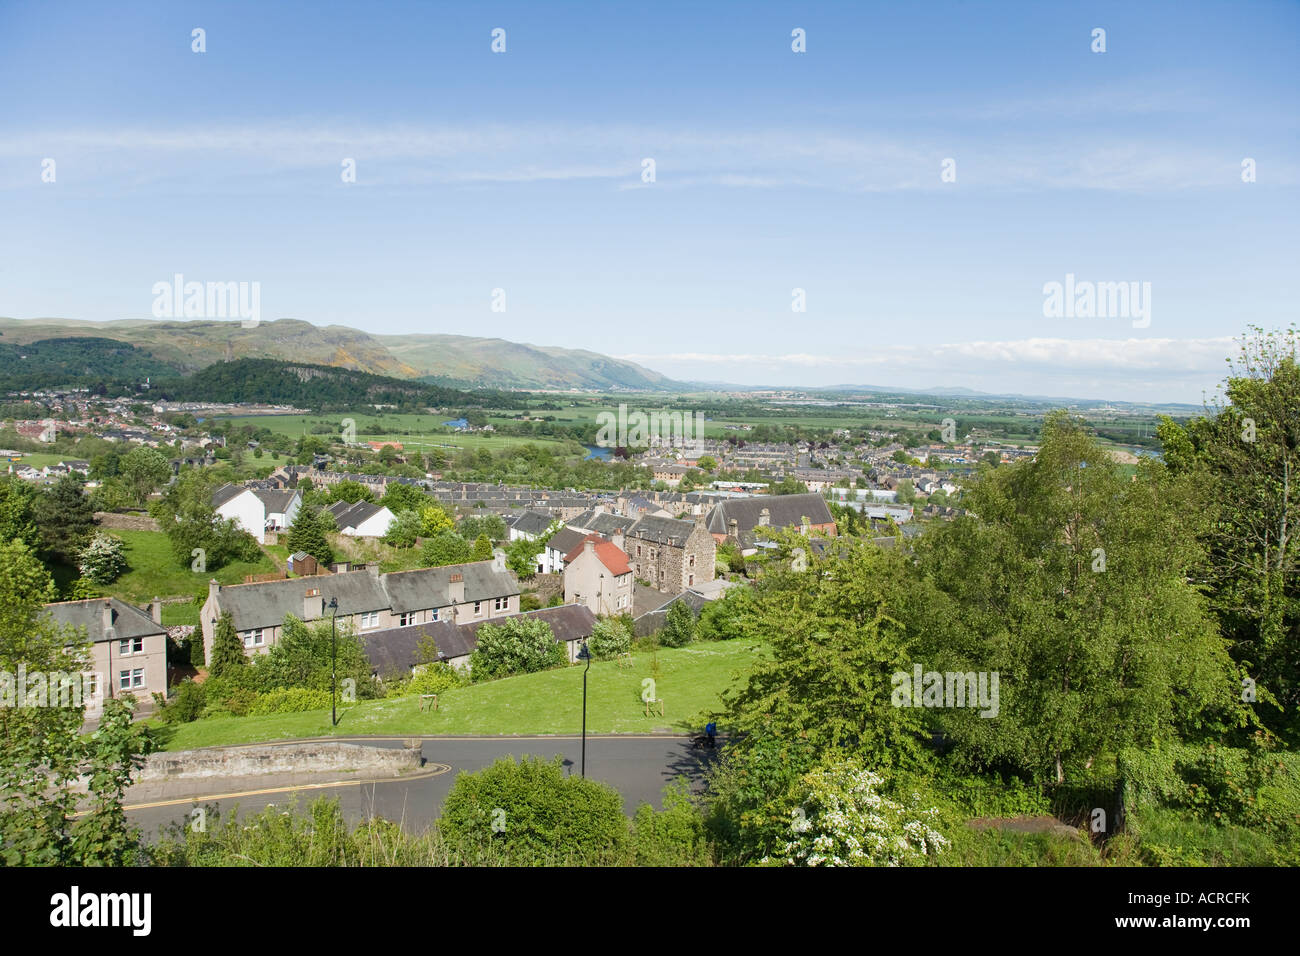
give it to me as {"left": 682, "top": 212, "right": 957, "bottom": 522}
{"left": 78, "top": 532, "right": 128, "bottom": 585}
{"left": 769, "top": 758, "right": 948, "bottom": 867}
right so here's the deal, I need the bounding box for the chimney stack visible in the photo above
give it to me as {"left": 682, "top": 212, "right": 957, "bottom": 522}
{"left": 583, "top": 538, "right": 596, "bottom": 555}
{"left": 728, "top": 518, "right": 739, "bottom": 539}
{"left": 101, "top": 599, "right": 115, "bottom": 639}
{"left": 150, "top": 596, "right": 162, "bottom": 625}
{"left": 304, "top": 587, "right": 321, "bottom": 621}
{"left": 759, "top": 507, "right": 771, "bottom": 527}
{"left": 367, "top": 563, "right": 379, "bottom": 578}
{"left": 611, "top": 531, "right": 625, "bottom": 552}
{"left": 492, "top": 549, "right": 506, "bottom": 572}
{"left": 449, "top": 573, "right": 465, "bottom": 604}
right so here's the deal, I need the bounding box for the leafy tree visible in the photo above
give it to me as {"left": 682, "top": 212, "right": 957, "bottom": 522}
{"left": 916, "top": 411, "right": 1240, "bottom": 784}
{"left": 151, "top": 469, "right": 260, "bottom": 571}
{"left": 696, "top": 586, "right": 758, "bottom": 642}
{"left": 895, "top": 479, "right": 915, "bottom": 504}
{"left": 421, "top": 532, "right": 470, "bottom": 568}
{"left": 383, "top": 509, "right": 423, "bottom": 549}
{"left": 697, "top": 455, "right": 718, "bottom": 473}
{"left": 246, "top": 615, "right": 377, "bottom": 699}
{"left": 469, "top": 533, "right": 494, "bottom": 562}
{"left": 770, "top": 476, "right": 809, "bottom": 496}
{"left": 207, "top": 611, "right": 246, "bottom": 678}
{"left": 77, "top": 532, "right": 128, "bottom": 584}
{"left": 287, "top": 506, "right": 335, "bottom": 567}
{"left": 325, "top": 480, "right": 375, "bottom": 505}
{"left": 119, "top": 446, "right": 171, "bottom": 507}
{"left": 1157, "top": 325, "right": 1300, "bottom": 737}
{"left": 459, "top": 513, "right": 507, "bottom": 541}
{"left": 380, "top": 483, "right": 428, "bottom": 514}
{"left": 660, "top": 599, "right": 697, "bottom": 648}
{"left": 0, "top": 475, "right": 37, "bottom": 545}
{"left": 0, "top": 539, "right": 146, "bottom": 865}
{"left": 419, "top": 502, "right": 455, "bottom": 537}
{"left": 588, "top": 616, "right": 633, "bottom": 660}
{"left": 469, "top": 617, "right": 565, "bottom": 680}
{"left": 715, "top": 531, "right": 931, "bottom": 772}
{"left": 33, "top": 474, "right": 96, "bottom": 564}
{"left": 504, "top": 534, "right": 542, "bottom": 579}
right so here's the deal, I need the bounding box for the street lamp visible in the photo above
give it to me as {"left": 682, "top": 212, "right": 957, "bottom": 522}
{"left": 325, "top": 597, "right": 339, "bottom": 726}
{"left": 578, "top": 641, "right": 592, "bottom": 777}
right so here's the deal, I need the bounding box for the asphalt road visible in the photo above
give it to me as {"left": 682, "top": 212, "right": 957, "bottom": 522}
{"left": 126, "top": 734, "right": 720, "bottom": 839}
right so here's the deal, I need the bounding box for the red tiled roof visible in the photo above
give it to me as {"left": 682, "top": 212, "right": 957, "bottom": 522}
{"left": 564, "top": 533, "right": 632, "bottom": 576}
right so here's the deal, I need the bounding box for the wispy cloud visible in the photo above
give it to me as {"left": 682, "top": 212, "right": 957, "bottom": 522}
{"left": 3, "top": 121, "right": 1291, "bottom": 192}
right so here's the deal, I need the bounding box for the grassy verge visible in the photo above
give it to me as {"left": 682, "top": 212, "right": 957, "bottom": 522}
{"left": 148, "top": 638, "right": 766, "bottom": 750}
{"left": 106, "top": 529, "right": 279, "bottom": 604}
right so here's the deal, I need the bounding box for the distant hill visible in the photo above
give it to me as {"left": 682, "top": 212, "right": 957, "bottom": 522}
{"left": 0, "top": 318, "right": 680, "bottom": 391}
{"left": 152, "top": 358, "right": 513, "bottom": 410}
{"left": 0, "top": 336, "right": 179, "bottom": 389}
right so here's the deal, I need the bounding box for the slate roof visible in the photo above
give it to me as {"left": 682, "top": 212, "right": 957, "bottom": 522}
{"left": 326, "top": 500, "right": 386, "bottom": 531}
{"left": 509, "top": 510, "right": 556, "bottom": 537}
{"left": 568, "top": 510, "right": 636, "bottom": 536}
{"left": 212, "top": 484, "right": 248, "bottom": 509}
{"left": 626, "top": 514, "right": 697, "bottom": 547}
{"left": 705, "top": 493, "right": 834, "bottom": 535}
{"left": 43, "top": 598, "right": 165, "bottom": 644}
{"left": 209, "top": 561, "right": 519, "bottom": 631}
{"left": 363, "top": 621, "right": 462, "bottom": 678}
{"left": 363, "top": 604, "right": 596, "bottom": 676}
{"left": 547, "top": 527, "right": 589, "bottom": 559}
{"left": 253, "top": 488, "right": 298, "bottom": 514}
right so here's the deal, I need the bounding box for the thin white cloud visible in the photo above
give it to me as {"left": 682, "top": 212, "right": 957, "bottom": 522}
{"left": 2, "top": 122, "right": 1291, "bottom": 192}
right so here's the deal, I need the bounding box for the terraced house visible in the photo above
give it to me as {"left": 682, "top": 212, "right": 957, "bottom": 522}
{"left": 41, "top": 597, "right": 169, "bottom": 703}
{"left": 200, "top": 553, "right": 520, "bottom": 663}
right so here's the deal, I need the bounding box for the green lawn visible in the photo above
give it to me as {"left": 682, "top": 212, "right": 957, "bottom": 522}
{"left": 106, "top": 529, "right": 279, "bottom": 604}
{"left": 149, "top": 638, "right": 766, "bottom": 750}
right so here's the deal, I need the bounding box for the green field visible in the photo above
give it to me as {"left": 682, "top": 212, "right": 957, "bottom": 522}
{"left": 149, "top": 638, "right": 766, "bottom": 750}
{"left": 216, "top": 413, "right": 576, "bottom": 454}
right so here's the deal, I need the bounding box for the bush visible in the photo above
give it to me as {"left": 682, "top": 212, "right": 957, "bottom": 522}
{"left": 588, "top": 616, "right": 633, "bottom": 660}
{"left": 158, "top": 680, "right": 207, "bottom": 724}
{"left": 77, "top": 532, "right": 127, "bottom": 584}
{"left": 659, "top": 599, "right": 696, "bottom": 648}
{"left": 469, "top": 617, "right": 566, "bottom": 681}
{"left": 248, "top": 687, "right": 333, "bottom": 715}
{"left": 386, "top": 663, "right": 467, "bottom": 699}
{"left": 762, "top": 757, "right": 948, "bottom": 867}
{"left": 631, "top": 784, "right": 714, "bottom": 866}
{"left": 438, "top": 756, "right": 629, "bottom": 864}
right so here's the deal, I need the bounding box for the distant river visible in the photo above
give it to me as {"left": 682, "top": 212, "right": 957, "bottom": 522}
{"left": 584, "top": 445, "right": 613, "bottom": 460}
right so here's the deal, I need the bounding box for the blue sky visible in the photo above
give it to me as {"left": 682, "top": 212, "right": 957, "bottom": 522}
{"left": 1, "top": 0, "right": 1296, "bottom": 402}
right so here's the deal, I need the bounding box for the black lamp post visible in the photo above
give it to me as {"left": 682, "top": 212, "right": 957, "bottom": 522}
{"left": 326, "top": 597, "right": 339, "bottom": 726}
{"left": 578, "top": 641, "right": 592, "bottom": 777}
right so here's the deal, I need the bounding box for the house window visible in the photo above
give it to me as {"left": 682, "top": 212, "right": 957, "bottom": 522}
{"left": 243, "top": 628, "right": 265, "bottom": 648}
{"left": 473, "top": 601, "right": 483, "bottom": 616}
{"left": 360, "top": 611, "right": 380, "bottom": 630}
{"left": 688, "top": 574, "right": 694, "bottom": 587}
{"left": 84, "top": 674, "right": 99, "bottom": 698}
{"left": 118, "top": 637, "right": 144, "bottom": 655}
{"left": 118, "top": 668, "right": 144, "bottom": 690}
{"left": 430, "top": 608, "right": 439, "bottom": 622}
{"left": 636, "top": 545, "right": 642, "bottom": 556}
{"left": 493, "top": 597, "right": 507, "bottom": 611}
{"left": 689, "top": 554, "right": 695, "bottom": 568}
{"left": 617, "top": 595, "right": 627, "bottom": 609}
{"left": 399, "top": 612, "right": 416, "bottom": 627}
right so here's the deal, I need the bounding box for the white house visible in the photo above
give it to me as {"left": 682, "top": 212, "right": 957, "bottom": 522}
{"left": 212, "top": 485, "right": 302, "bottom": 544}
{"left": 326, "top": 500, "right": 396, "bottom": 537}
